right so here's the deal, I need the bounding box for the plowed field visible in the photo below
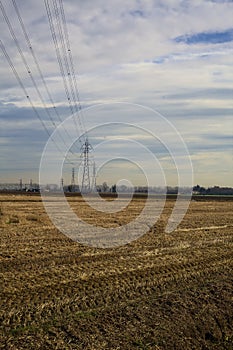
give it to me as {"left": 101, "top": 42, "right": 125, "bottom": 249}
{"left": 0, "top": 194, "right": 232, "bottom": 349}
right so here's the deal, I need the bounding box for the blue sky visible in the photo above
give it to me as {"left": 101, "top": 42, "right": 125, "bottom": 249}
{"left": 174, "top": 28, "right": 233, "bottom": 44}
{"left": 0, "top": 0, "right": 233, "bottom": 187}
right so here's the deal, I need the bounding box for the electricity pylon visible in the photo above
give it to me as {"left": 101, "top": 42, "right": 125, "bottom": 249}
{"left": 80, "top": 137, "right": 95, "bottom": 193}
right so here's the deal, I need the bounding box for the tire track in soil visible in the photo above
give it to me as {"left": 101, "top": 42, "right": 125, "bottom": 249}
{"left": 1, "top": 251, "right": 232, "bottom": 327}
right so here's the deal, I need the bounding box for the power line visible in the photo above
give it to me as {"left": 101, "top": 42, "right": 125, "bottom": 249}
{"left": 52, "top": 0, "right": 84, "bottom": 138}
{"left": 10, "top": 0, "right": 79, "bottom": 155}
{"left": 44, "top": 0, "right": 96, "bottom": 190}
{"left": 0, "top": 39, "right": 75, "bottom": 165}
{"left": 11, "top": 0, "right": 61, "bottom": 123}
{"left": 53, "top": 0, "right": 96, "bottom": 192}
{"left": 52, "top": 0, "right": 80, "bottom": 125}
{"left": 57, "top": 0, "right": 86, "bottom": 137}
{"left": 2, "top": 0, "right": 96, "bottom": 188}
{"left": 44, "top": 0, "right": 84, "bottom": 144}
{"left": 0, "top": 0, "right": 56, "bottom": 129}
{"left": 54, "top": 0, "right": 87, "bottom": 139}
{"left": 1, "top": 0, "right": 81, "bottom": 164}
{"left": 0, "top": 39, "right": 50, "bottom": 138}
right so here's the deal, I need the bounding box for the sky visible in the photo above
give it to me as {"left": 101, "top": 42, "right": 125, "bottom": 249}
{"left": 0, "top": 0, "right": 232, "bottom": 187}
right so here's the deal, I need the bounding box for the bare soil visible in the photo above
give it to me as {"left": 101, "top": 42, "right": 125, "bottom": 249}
{"left": 0, "top": 194, "right": 232, "bottom": 349}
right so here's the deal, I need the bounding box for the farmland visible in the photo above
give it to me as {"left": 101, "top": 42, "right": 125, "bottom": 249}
{"left": 0, "top": 194, "right": 233, "bottom": 349}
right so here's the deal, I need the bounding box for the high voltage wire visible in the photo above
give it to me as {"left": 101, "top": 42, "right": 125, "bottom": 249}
{"left": 1, "top": 41, "right": 50, "bottom": 145}
{"left": 11, "top": 0, "right": 78, "bottom": 151}
{"left": 0, "top": 39, "right": 75, "bottom": 166}
{"left": 55, "top": 0, "right": 87, "bottom": 139}
{"left": 58, "top": 0, "right": 86, "bottom": 130}
{"left": 0, "top": 0, "right": 85, "bottom": 168}
{"left": 8, "top": 0, "right": 90, "bottom": 146}
{"left": 0, "top": 0, "right": 79, "bottom": 158}
{"left": 44, "top": 0, "right": 86, "bottom": 144}
{"left": 52, "top": 0, "right": 81, "bottom": 131}
{"left": 1, "top": 0, "right": 95, "bottom": 186}
{"left": 44, "top": 0, "right": 75, "bottom": 117}
{"left": 50, "top": 0, "right": 96, "bottom": 190}
{"left": 0, "top": 0, "right": 57, "bottom": 129}
{"left": 0, "top": 39, "right": 51, "bottom": 139}
{"left": 10, "top": 0, "right": 80, "bottom": 156}
{"left": 11, "top": 0, "right": 62, "bottom": 124}
{"left": 44, "top": 0, "right": 96, "bottom": 192}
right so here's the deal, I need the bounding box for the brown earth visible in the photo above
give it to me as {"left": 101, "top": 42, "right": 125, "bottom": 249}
{"left": 0, "top": 194, "right": 232, "bottom": 349}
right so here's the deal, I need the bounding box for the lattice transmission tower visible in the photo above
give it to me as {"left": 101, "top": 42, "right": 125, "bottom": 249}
{"left": 80, "top": 137, "right": 95, "bottom": 193}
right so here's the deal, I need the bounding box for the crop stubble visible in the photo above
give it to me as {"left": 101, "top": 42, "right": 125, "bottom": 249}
{"left": 0, "top": 194, "right": 232, "bottom": 349}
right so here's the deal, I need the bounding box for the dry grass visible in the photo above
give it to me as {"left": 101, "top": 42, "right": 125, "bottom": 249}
{"left": 25, "top": 214, "right": 39, "bottom": 222}
{"left": 5, "top": 215, "right": 19, "bottom": 224}
{"left": 0, "top": 194, "right": 232, "bottom": 349}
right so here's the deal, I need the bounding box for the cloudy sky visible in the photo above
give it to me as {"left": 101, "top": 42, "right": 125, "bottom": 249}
{"left": 0, "top": 0, "right": 232, "bottom": 187}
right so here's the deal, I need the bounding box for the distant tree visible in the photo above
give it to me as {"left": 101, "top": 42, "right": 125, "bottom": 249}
{"left": 193, "top": 185, "right": 206, "bottom": 194}
{"left": 102, "top": 182, "right": 109, "bottom": 192}
{"left": 96, "top": 185, "right": 101, "bottom": 192}
{"left": 111, "top": 184, "right": 117, "bottom": 193}
{"left": 167, "top": 186, "right": 178, "bottom": 194}
{"left": 193, "top": 184, "right": 200, "bottom": 192}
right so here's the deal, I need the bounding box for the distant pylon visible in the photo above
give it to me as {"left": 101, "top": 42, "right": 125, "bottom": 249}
{"left": 19, "top": 178, "right": 22, "bottom": 191}
{"left": 29, "top": 179, "right": 32, "bottom": 190}
{"left": 60, "top": 177, "right": 64, "bottom": 191}
{"left": 81, "top": 137, "right": 93, "bottom": 193}
{"left": 71, "top": 168, "right": 75, "bottom": 192}
{"left": 92, "top": 161, "right": 96, "bottom": 191}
